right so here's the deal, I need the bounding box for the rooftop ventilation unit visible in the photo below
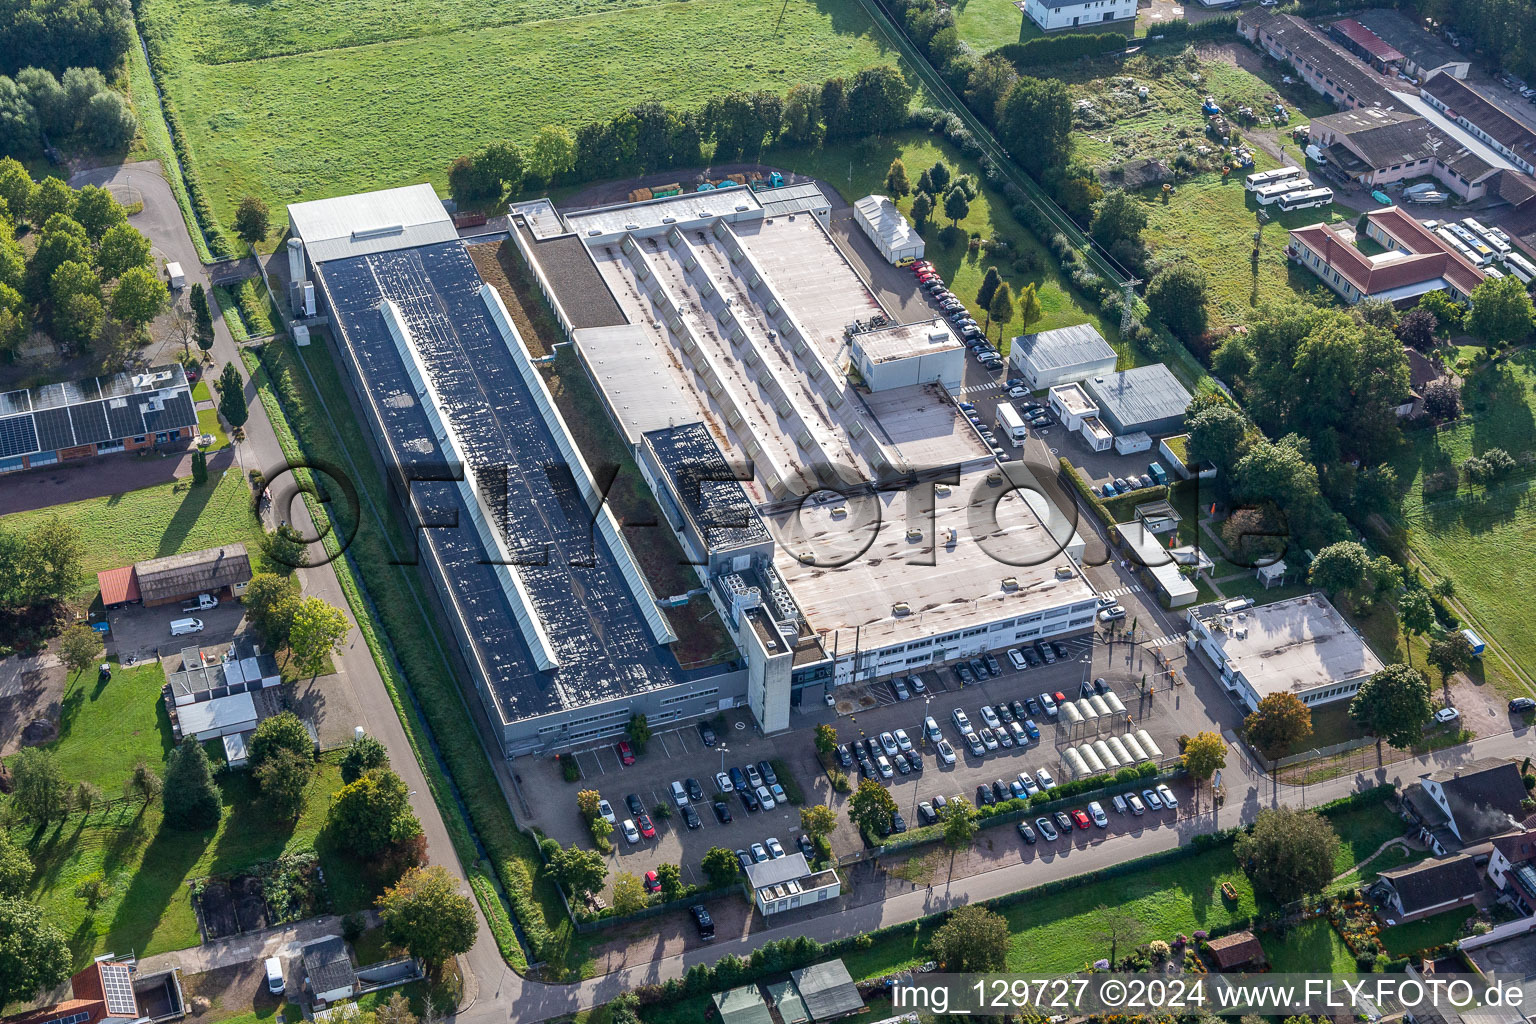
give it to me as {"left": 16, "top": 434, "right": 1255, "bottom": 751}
{"left": 905, "top": 528, "right": 923, "bottom": 542}
{"left": 893, "top": 602, "right": 912, "bottom": 616}
{"left": 1054, "top": 565, "right": 1075, "bottom": 580}
{"left": 1001, "top": 577, "right": 1019, "bottom": 591}
{"left": 935, "top": 483, "right": 952, "bottom": 497}
{"left": 662, "top": 216, "right": 677, "bottom": 224}
{"left": 830, "top": 506, "right": 848, "bottom": 519}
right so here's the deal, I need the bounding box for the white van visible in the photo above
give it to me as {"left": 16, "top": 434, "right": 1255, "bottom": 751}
{"left": 264, "top": 957, "right": 284, "bottom": 995}
{"left": 169, "top": 617, "right": 204, "bottom": 636}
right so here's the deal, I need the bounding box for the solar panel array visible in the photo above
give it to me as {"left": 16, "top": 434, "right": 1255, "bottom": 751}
{"left": 0, "top": 366, "right": 196, "bottom": 462}
{"left": 316, "top": 240, "right": 683, "bottom": 722}
{"left": 645, "top": 422, "right": 770, "bottom": 551}
{"left": 99, "top": 962, "right": 136, "bottom": 1017}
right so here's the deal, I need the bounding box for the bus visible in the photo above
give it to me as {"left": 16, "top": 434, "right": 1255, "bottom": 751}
{"left": 1502, "top": 251, "right": 1536, "bottom": 285}
{"left": 1244, "top": 165, "right": 1304, "bottom": 191}
{"left": 1437, "top": 226, "right": 1476, "bottom": 260}
{"left": 1254, "top": 177, "right": 1314, "bottom": 205}
{"left": 1276, "top": 187, "right": 1334, "bottom": 212}
{"left": 1463, "top": 218, "right": 1512, "bottom": 255}
{"left": 996, "top": 402, "right": 1027, "bottom": 448}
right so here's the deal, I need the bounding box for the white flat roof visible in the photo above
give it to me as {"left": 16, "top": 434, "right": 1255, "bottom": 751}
{"left": 771, "top": 465, "right": 1095, "bottom": 649}
{"left": 854, "top": 195, "right": 920, "bottom": 250}
{"left": 288, "top": 183, "right": 456, "bottom": 263}
{"left": 564, "top": 188, "right": 761, "bottom": 238}
{"left": 853, "top": 319, "right": 963, "bottom": 364}
{"left": 1051, "top": 382, "right": 1097, "bottom": 417}
{"left": 1202, "top": 592, "right": 1385, "bottom": 696}
{"left": 177, "top": 691, "right": 257, "bottom": 738}
{"left": 861, "top": 383, "right": 991, "bottom": 466}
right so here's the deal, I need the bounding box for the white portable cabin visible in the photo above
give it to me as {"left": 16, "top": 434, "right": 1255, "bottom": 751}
{"left": 1253, "top": 177, "right": 1313, "bottom": 205}
{"left": 1106, "top": 735, "right": 1133, "bottom": 765}
{"left": 1060, "top": 702, "right": 1084, "bottom": 726}
{"left": 1079, "top": 744, "right": 1107, "bottom": 774}
{"left": 1088, "top": 694, "right": 1111, "bottom": 717}
{"left": 1063, "top": 746, "right": 1090, "bottom": 779}
{"left": 1102, "top": 690, "right": 1127, "bottom": 715}
{"left": 1135, "top": 729, "right": 1162, "bottom": 759}
{"left": 1276, "top": 187, "right": 1334, "bottom": 212}
{"left": 1092, "top": 739, "right": 1119, "bottom": 769}
{"left": 1245, "top": 165, "right": 1304, "bottom": 190}
{"left": 165, "top": 261, "right": 186, "bottom": 289}
{"left": 1120, "top": 732, "right": 1148, "bottom": 762}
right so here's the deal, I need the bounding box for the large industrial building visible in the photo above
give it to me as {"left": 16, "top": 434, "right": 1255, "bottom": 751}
{"left": 291, "top": 181, "right": 1099, "bottom": 754}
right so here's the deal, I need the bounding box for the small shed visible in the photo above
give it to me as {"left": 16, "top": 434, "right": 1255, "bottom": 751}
{"left": 1205, "top": 930, "right": 1266, "bottom": 970}
{"left": 852, "top": 195, "right": 923, "bottom": 264}
{"left": 97, "top": 565, "right": 142, "bottom": 607}
{"left": 790, "top": 959, "right": 864, "bottom": 1022}
{"left": 713, "top": 986, "right": 773, "bottom": 1024}
{"left": 302, "top": 936, "right": 357, "bottom": 1007}
{"left": 221, "top": 732, "right": 250, "bottom": 769}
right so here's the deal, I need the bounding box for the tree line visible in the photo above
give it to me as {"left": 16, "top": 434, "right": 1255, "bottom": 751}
{"left": 0, "top": 0, "right": 132, "bottom": 80}
{"left": 0, "top": 64, "right": 137, "bottom": 158}
{"left": 447, "top": 65, "right": 913, "bottom": 204}
{"left": 0, "top": 158, "right": 167, "bottom": 361}
{"left": 1403, "top": 0, "right": 1536, "bottom": 82}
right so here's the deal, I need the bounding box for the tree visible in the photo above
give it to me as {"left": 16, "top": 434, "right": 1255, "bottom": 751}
{"left": 189, "top": 282, "right": 214, "bottom": 351}
{"left": 96, "top": 222, "right": 150, "bottom": 280}
{"left": 976, "top": 266, "right": 1001, "bottom": 319}
{"left": 1091, "top": 904, "right": 1143, "bottom": 965}
{"left": 611, "top": 872, "right": 647, "bottom": 914}
{"left": 847, "top": 778, "right": 899, "bottom": 835}
{"left": 813, "top": 723, "right": 838, "bottom": 757}
{"left": 329, "top": 768, "right": 422, "bottom": 857}
{"left": 1015, "top": 281, "right": 1041, "bottom": 336}
{"left": 255, "top": 747, "right": 311, "bottom": 819}
{"left": 800, "top": 804, "right": 838, "bottom": 839}
{"left": 29, "top": 177, "right": 73, "bottom": 225}
{"left": 942, "top": 186, "right": 970, "bottom": 227}
{"left": 82, "top": 91, "right": 136, "bottom": 149}
{"left": 1308, "top": 541, "right": 1371, "bottom": 603}
{"left": 124, "top": 758, "right": 162, "bottom": 810}
{"left": 702, "top": 846, "right": 740, "bottom": 888}
{"left": 0, "top": 159, "right": 33, "bottom": 222}
{"left": 109, "top": 265, "right": 168, "bottom": 327}
{"left": 1396, "top": 307, "right": 1438, "bottom": 351}
{"left": 72, "top": 781, "right": 101, "bottom": 817}
{"left": 71, "top": 185, "right": 124, "bottom": 240}
{"left": 927, "top": 161, "right": 952, "bottom": 193}
{"left": 987, "top": 282, "right": 1014, "bottom": 341}
{"left": 1244, "top": 693, "right": 1312, "bottom": 761}
{"left": 1422, "top": 378, "right": 1461, "bottom": 421}
{"left": 626, "top": 712, "right": 651, "bottom": 754}
{"left": 375, "top": 992, "right": 417, "bottom": 1024}
{"left": 378, "top": 865, "right": 477, "bottom": 973}
{"left": 910, "top": 191, "right": 933, "bottom": 227}
{"left": 163, "top": 737, "right": 221, "bottom": 830}
{"left": 1234, "top": 806, "right": 1340, "bottom": 899}
{"left": 53, "top": 290, "right": 101, "bottom": 348}
{"left": 1418, "top": 290, "right": 1464, "bottom": 335}
{"left": 1182, "top": 731, "right": 1226, "bottom": 788}
{"left": 998, "top": 76, "right": 1071, "bottom": 177}
{"left": 243, "top": 573, "right": 299, "bottom": 649}
{"left": 56, "top": 623, "right": 101, "bottom": 676}
{"left": 655, "top": 861, "right": 683, "bottom": 901}
{"left": 249, "top": 711, "right": 314, "bottom": 768}
{"left": 884, "top": 158, "right": 910, "bottom": 198}
{"left": 530, "top": 125, "right": 576, "bottom": 185}
{"left": 1427, "top": 632, "right": 1475, "bottom": 686}
{"left": 341, "top": 733, "right": 389, "bottom": 784}
{"left": 1466, "top": 274, "right": 1535, "bottom": 349}
{"left": 1147, "top": 264, "right": 1209, "bottom": 344}
{"left": 0, "top": 833, "right": 31, "bottom": 897}
{"left": 233, "top": 196, "right": 269, "bottom": 245}
{"left": 1350, "top": 663, "right": 1433, "bottom": 753}
{"left": 0, "top": 897, "right": 71, "bottom": 1008}
{"left": 289, "top": 596, "right": 350, "bottom": 674}
{"left": 1089, "top": 190, "right": 1148, "bottom": 253}
{"left": 11, "top": 747, "right": 67, "bottom": 825}
{"left": 940, "top": 797, "right": 978, "bottom": 856}
{"left": 928, "top": 904, "right": 1009, "bottom": 972}
{"left": 215, "top": 361, "right": 248, "bottom": 428}
{"left": 1399, "top": 589, "right": 1435, "bottom": 654}
{"left": 189, "top": 446, "right": 208, "bottom": 486}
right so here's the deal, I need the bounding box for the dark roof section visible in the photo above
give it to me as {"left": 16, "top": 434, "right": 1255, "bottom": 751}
{"left": 134, "top": 545, "right": 252, "bottom": 604}
{"left": 1429, "top": 758, "right": 1529, "bottom": 840}
{"left": 1422, "top": 72, "right": 1536, "bottom": 168}
{"left": 513, "top": 221, "right": 626, "bottom": 330}
{"left": 1312, "top": 108, "right": 1452, "bottom": 168}
{"left": 789, "top": 960, "right": 865, "bottom": 1022}
{"left": 0, "top": 365, "right": 195, "bottom": 460}
{"left": 1491, "top": 830, "right": 1536, "bottom": 867}
{"left": 1239, "top": 10, "right": 1398, "bottom": 110}
{"left": 644, "top": 422, "right": 770, "bottom": 553}
{"left": 1352, "top": 8, "right": 1467, "bottom": 75}
{"left": 1331, "top": 18, "right": 1403, "bottom": 64}
{"left": 1206, "top": 930, "right": 1265, "bottom": 969}
{"left": 1377, "top": 854, "right": 1483, "bottom": 914}
{"left": 301, "top": 937, "right": 355, "bottom": 997}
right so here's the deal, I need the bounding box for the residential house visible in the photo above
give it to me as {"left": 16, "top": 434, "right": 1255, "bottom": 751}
{"left": 1407, "top": 758, "right": 1529, "bottom": 853}
{"left": 1375, "top": 854, "right": 1484, "bottom": 922}
{"left": 1023, "top": 0, "right": 1135, "bottom": 33}
{"left": 1289, "top": 205, "right": 1485, "bottom": 306}
{"left": 1487, "top": 831, "right": 1536, "bottom": 916}
{"left": 1, "top": 955, "right": 184, "bottom": 1024}
{"left": 302, "top": 937, "right": 357, "bottom": 1008}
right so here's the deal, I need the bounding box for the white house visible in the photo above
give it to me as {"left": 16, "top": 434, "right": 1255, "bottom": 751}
{"left": 1024, "top": 0, "right": 1135, "bottom": 33}
{"left": 743, "top": 853, "right": 841, "bottom": 916}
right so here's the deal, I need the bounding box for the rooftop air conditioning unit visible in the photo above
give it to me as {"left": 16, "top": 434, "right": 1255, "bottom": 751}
{"left": 830, "top": 506, "right": 848, "bottom": 519}
{"left": 587, "top": 228, "right": 601, "bottom": 236}
{"left": 1001, "top": 577, "right": 1019, "bottom": 591}
{"left": 892, "top": 602, "right": 912, "bottom": 616}
{"left": 935, "top": 483, "right": 952, "bottom": 497}
{"left": 906, "top": 528, "right": 923, "bottom": 542}
{"left": 1054, "top": 565, "right": 1075, "bottom": 580}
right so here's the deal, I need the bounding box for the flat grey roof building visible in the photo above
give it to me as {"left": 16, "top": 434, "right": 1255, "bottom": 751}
{"left": 1009, "top": 324, "right": 1118, "bottom": 390}
{"left": 1083, "top": 364, "right": 1192, "bottom": 436}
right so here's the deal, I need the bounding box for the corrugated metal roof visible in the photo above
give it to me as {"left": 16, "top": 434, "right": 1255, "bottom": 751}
{"left": 97, "top": 566, "right": 140, "bottom": 605}
{"left": 759, "top": 182, "right": 830, "bottom": 218}
{"left": 1013, "top": 324, "right": 1117, "bottom": 374}
{"left": 1084, "top": 364, "right": 1192, "bottom": 431}
{"left": 853, "top": 195, "right": 919, "bottom": 249}
{"left": 288, "top": 183, "right": 458, "bottom": 263}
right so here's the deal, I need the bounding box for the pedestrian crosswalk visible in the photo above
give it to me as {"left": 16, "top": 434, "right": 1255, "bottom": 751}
{"left": 1098, "top": 584, "right": 1143, "bottom": 601}
{"left": 1147, "top": 632, "right": 1185, "bottom": 649}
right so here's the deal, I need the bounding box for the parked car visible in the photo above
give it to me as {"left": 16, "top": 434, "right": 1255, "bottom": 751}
{"left": 976, "top": 784, "right": 996, "bottom": 807}
{"left": 925, "top": 715, "right": 943, "bottom": 743}
{"left": 1142, "top": 788, "right": 1163, "bottom": 810}
{"left": 892, "top": 678, "right": 910, "bottom": 701}
{"left": 745, "top": 764, "right": 763, "bottom": 788}
{"left": 979, "top": 705, "right": 1002, "bottom": 730}
{"left": 713, "top": 801, "right": 732, "bottom": 823}
{"left": 756, "top": 785, "right": 776, "bottom": 809}
{"left": 616, "top": 740, "right": 636, "bottom": 766}
{"left": 621, "top": 819, "right": 640, "bottom": 843}
{"left": 955, "top": 663, "right": 974, "bottom": 686}
{"left": 1036, "top": 768, "right": 1057, "bottom": 790}
{"left": 952, "top": 708, "right": 972, "bottom": 733}
{"left": 1088, "top": 801, "right": 1108, "bottom": 827}
{"left": 765, "top": 837, "right": 785, "bottom": 859}
{"left": 759, "top": 760, "right": 778, "bottom": 786}
{"left": 891, "top": 813, "right": 907, "bottom": 833}
{"left": 992, "top": 779, "right": 1010, "bottom": 803}
{"left": 875, "top": 756, "right": 894, "bottom": 780}
{"left": 735, "top": 849, "right": 754, "bottom": 870}
{"left": 1017, "top": 821, "right": 1037, "bottom": 844}
{"left": 797, "top": 834, "right": 815, "bottom": 858}
{"left": 918, "top": 801, "right": 938, "bottom": 826}
{"left": 671, "top": 780, "right": 689, "bottom": 807}
{"left": 893, "top": 753, "right": 911, "bottom": 775}
{"left": 265, "top": 958, "right": 285, "bottom": 996}
{"left": 906, "top": 750, "right": 924, "bottom": 774}
{"left": 1038, "top": 692, "right": 1058, "bottom": 716}
{"left": 1071, "top": 809, "right": 1090, "bottom": 830}
{"left": 751, "top": 842, "right": 769, "bottom": 863}
{"left": 644, "top": 870, "right": 661, "bottom": 893}
{"left": 1099, "top": 605, "right": 1126, "bottom": 622}
{"left": 1511, "top": 697, "right": 1536, "bottom": 713}
{"left": 994, "top": 701, "right": 1015, "bottom": 724}
{"left": 681, "top": 805, "right": 700, "bottom": 829}
{"left": 1017, "top": 772, "right": 1039, "bottom": 797}
{"left": 740, "top": 787, "right": 760, "bottom": 813}
{"left": 1012, "top": 699, "right": 1030, "bottom": 720}
{"left": 597, "top": 799, "right": 615, "bottom": 825}
{"left": 1112, "top": 794, "right": 1127, "bottom": 814}
{"left": 965, "top": 731, "right": 986, "bottom": 757}
{"left": 636, "top": 812, "right": 656, "bottom": 838}
{"left": 1009, "top": 778, "right": 1027, "bottom": 800}
{"left": 697, "top": 721, "right": 717, "bottom": 747}
{"left": 836, "top": 744, "right": 853, "bottom": 769}
{"left": 1022, "top": 719, "right": 1040, "bottom": 741}
{"left": 936, "top": 738, "right": 957, "bottom": 765}
{"left": 1035, "top": 816, "right": 1059, "bottom": 841}
{"left": 1127, "top": 794, "right": 1146, "bottom": 815}
{"left": 1054, "top": 810, "right": 1074, "bottom": 833}
{"left": 1434, "top": 707, "right": 1461, "bottom": 724}
{"left": 625, "top": 793, "right": 645, "bottom": 816}
{"left": 1008, "top": 648, "right": 1027, "bottom": 670}
{"left": 686, "top": 778, "right": 704, "bottom": 801}
{"left": 983, "top": 653, "right": 1002, "bottom": 677}
{"left": 894, "top": 728, "right": 913, "bottom": 752}
{"left": 771, "top": 782, "right": 787, "bottom": 803}
{"left": 978, "top": 727, "right": 999, "bottom": 751}
{"left": 909, "top": 674, "right": 927, "bottom": 694}
{"left": 1007, "top": 721, "right": 1028, "bottom": 746}
{"left": 969, "top": 658, "right": 989, "bottom": 680}
{"left": 691, "top": 904, "right": 715, "bottom": 940}
{"left": 995, "top": 726, "right": 1013, "bottom": 748}
{"left": 729, "top": 766, "right": 748, "bottom": 790}
{"left": 1035, "top": 641, "right": 1056, "bottom": 665}
{"left": 1156, "top": 783, "right": 1178, "bottom": 809}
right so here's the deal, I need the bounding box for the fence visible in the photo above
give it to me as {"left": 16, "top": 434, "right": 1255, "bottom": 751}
{"left": 1269, "top": 736, "right": 1376, "bottom": 770}
{"left": 571, "top": 883, "right": 741, "bottom": 933}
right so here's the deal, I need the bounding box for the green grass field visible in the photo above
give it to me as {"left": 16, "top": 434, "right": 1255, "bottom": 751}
{"left": 0, "top": 468, "right": 264, "bottom": 602}
{"left": 1379, "top": 909, "right": 1468, "bottom": 955}
{"left": 952, "top": 0, "right": 1039, "bottom": 51}
{"left": 135, "top": 0, "right": 908, "bottom": 246}
{"left": 1260, "top": 917, "right": 1356, "bottom": 973}
{"left": 3, "top": 654, "right": 369, "bottom": 965}
{"left": 1386, "top": 350, "right": 1536, "bottom": 695}
{"left": 776, "top": 132, "right": 1121, "bottom": 355}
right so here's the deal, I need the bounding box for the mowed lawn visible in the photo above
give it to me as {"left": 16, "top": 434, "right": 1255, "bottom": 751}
{"left": 0, "top": 467, "right": 263, "bottom": 601}
{"left": 1261, "top": 917, "right": 1356, "bottom": 973}
{"left": 952, "top": 0, "right": 1039, "bottom": 51}
{"left": 1388, "top": 350, "right": 1536, "bottom": 691}
{"left": 137, "top": 0, "right": 909, "bottom": 244}
{"left": 777, "top": 132, "right": 1120, "bottom": 357}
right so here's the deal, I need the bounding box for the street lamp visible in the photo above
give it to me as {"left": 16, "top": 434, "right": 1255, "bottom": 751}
{"left": 719, "top": 744, "right": 729, "bottom": 776}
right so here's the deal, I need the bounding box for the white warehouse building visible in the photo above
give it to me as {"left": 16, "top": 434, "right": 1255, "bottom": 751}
{"left": 853, "top": 194, "right": 924, "bottom": 264}
{"left": 1010, "top": 323, "right": 1119, "bottom": 391}
{"left": 851, "top": 318, "right": 964, "bottom": 391}
{"left": 1024, "top": 0, "right": 1136, "bottom": 33}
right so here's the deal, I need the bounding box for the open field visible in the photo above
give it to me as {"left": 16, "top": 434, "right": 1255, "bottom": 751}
{"left": 774, "top": 133, "right": 1122, "bottom": 357}
{"left": 1261, "top": 917, "right": 1356, "bottom": 973}
{"left": 952, "top": 0, "right": 1038, "bottom": 51}
{"left": 135, "top": 0, "right": 909, "bottom": 246}
{"left": 0, "top": 468, "right": 264, "bottom": 602}
{"left": 1387, "top": 350, "right": 1536, "bottom": 695}
{"left": 1379, "top": 908, "right": 1468, "bottom": 955}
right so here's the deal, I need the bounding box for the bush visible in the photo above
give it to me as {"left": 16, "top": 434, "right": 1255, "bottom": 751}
{"left": 558, "top": 755, "right": 580, "bottom": 782}
{"left": 995, "top": 32, "right": 1126, "bottom": 70}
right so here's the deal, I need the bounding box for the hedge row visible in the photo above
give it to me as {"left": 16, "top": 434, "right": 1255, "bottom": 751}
{"left": 994, "top": 32, "right": 1127, "bottom": 72}
{"left": 1150, "top": 14, "right": 1239, "bottom": 41}
{"left": 1060, "top": 456, "right": 1115, "bottom": 527}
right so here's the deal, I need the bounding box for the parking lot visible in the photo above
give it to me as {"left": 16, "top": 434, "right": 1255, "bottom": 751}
{"left": 106, "top": 599, "right": 248, "bottom": 665}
